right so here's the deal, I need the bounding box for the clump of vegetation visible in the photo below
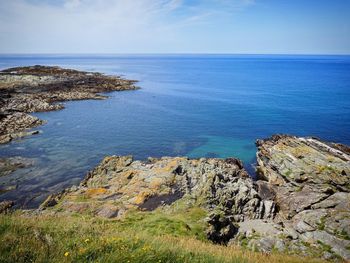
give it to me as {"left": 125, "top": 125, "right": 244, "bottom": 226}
{"left": 317, "top": 216, "right": 326, "bottom": 231}
{"left": 334, "top": 229, "right": 350, "bottom": 241}
{"left": 284, "top": 169, "right": 292, "bottom": 177}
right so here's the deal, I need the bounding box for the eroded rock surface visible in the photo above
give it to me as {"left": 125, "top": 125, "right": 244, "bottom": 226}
{"left": 41, "top": 156, "right": 275, "bottom": 239}
{"left": 248, "top": 135, "right": 350, "bottom": 260}
{"left": 0, "top": 65, "right": 138, "bottom": 144}
{"left": 39, "top": 135, "right": 350, "bottom": 261}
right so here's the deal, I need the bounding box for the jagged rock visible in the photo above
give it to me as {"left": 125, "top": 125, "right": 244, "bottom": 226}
{"left": 42, "top": 156, "right": 276, "bottom": 240}
{"left": 256, "top": 134, "right": 350, "bottom": 189}
{"left": 255, "top": 134, "right": 350, "bottom": 260}
{"left": 312, "top": 192, "right": 350, "bottom": 209}
{"left": 34, "top": 134, "right": 349, "bottom": 261}
{"left": 0, "top": 66, "right": 138, "bottom": 144}
{"left": 39, "top": 191, "right": 66, "bottom": 210}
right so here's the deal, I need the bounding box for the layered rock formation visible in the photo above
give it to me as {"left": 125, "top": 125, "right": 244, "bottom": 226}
{"left": 40, "top": 135, "right": 350, "bottom": 261}
{"left": 0, "top": 65, "right": 138, "bottom": 144}
{"left": 250, "top": 135, "right": 350, "bottom": 260}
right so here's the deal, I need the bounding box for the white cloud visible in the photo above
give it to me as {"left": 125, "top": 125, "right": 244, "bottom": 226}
{"left": 0, "top": 0, "right": 255, "bottom": 53}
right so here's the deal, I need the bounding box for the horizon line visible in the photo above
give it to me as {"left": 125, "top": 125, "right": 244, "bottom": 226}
{"left": 0, "top": 52, "right": 350, "bottom": 56}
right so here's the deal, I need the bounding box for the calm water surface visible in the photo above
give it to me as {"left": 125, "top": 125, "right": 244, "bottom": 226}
{"left": 0, "top": 55, "right": 349, "bottom": 207}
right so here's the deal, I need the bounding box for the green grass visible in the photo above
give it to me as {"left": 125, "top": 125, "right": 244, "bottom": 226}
{"left": 0, "top": 210, "right": 327, "bottom": 263}
{"left": 120, "top": 207, "right": 206, "bottom": 239}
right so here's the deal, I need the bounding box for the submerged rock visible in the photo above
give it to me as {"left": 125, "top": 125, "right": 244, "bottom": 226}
{"left": 0, "top": 156, "right": 35, "bottom": 177}
{"left": 0, "top": 65, "right": 138, "bottom": 144}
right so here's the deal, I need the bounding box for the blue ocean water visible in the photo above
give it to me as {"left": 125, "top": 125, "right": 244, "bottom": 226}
{"left": 0, "top": 54, "right": 349, "bottom": 207}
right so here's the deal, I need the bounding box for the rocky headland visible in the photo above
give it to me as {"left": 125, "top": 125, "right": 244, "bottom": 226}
{"left": 0, "top": 65, "right": 138, "bottom": 145}
{"left": 34, "top": 135, "right": 350, "bottom": 261}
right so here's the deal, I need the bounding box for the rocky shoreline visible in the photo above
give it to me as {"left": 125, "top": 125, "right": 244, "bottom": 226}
{"left": 0, "top": 65, "right": 138, "bottom": 144}
{"left": 33, "top": 135, "right": 349, "bottom": 261}
{"left": 0, "top": 66, "right": 349, "bottom": 261}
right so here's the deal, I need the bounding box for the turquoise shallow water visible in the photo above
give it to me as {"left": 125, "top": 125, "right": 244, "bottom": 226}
{"left": 0, "top": 54, "right": 349, "bottom": 207}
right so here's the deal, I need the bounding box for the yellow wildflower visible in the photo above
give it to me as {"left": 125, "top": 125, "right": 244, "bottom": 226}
{"left": 84, "top": 238, "right": 90, "bottom": 243}
{"left": 64, "top": 252, "right": 69, "bottom": 257}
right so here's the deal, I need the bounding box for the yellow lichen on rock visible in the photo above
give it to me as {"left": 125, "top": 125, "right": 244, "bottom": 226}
{"left": 84, "top": 188, "right": 108, "bottom": 198}
{"left": 149, "top": 177, "right": 166, "bottom": 190}
{"left": 132, "top": 191, "right": 153, "bottom": 205}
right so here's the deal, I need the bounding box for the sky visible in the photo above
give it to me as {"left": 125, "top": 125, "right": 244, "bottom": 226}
{"left": 0, "top": 0, "right": 349, "bottom": 54}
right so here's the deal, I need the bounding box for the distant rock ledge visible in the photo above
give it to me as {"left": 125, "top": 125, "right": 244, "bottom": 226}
{"left": 0, "top": 65, "right": 138, "bottom": 144}
{"left": 34, "top": 135, "right": 350, "bottom": 261}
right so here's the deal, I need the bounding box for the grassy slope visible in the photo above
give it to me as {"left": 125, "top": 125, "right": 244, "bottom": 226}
{"left": 0, "top": 207, "right": 325, "bottom": 263}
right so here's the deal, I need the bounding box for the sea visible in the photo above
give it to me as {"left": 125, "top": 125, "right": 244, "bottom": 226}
{"left": 0, "top": 54, "right": 349, "bottom": 207}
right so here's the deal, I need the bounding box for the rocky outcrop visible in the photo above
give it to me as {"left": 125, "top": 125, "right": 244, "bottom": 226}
{"left": 0, "top": 112, "right": 43, "bottom": 143}
{"left": 41, "top": 156, "right": 276, "bottom": 239}
{"left": 39, "top": 135, "right": 349, "bottom": 261}
{"left": 249, "top": 135, "right": 350, "bottom": 260}
{"left": 0, "top": 65, "right": 138, "bottom": 144}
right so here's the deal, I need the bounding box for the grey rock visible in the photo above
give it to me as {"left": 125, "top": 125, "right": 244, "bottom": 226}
{"left": 301, "top": 230, "right": 350, "bottom": 260}
{"left": 255, "top": 134, "right": 350, "bottom": 260}
{"left": 294, "top": 220, "right": 316, "bottom": 233}
{"left": 96, "top": 205, "right": 120, "bottom": 218}
{"left": 236, "top": 219, "right": 282, "bottom": 237}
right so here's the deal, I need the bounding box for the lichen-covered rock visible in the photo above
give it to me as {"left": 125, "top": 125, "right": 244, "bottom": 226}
{"left": 254, "top": 135, "right": 350, "bottom": 260}
{"left": 44, "top": 156, "right": 275, "bottom": 244}
{"left": 256, "top": 134, "right": 349, "bottom": 189}
{"left": 37, "top": 134, "right": 350, "bottom": 261}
